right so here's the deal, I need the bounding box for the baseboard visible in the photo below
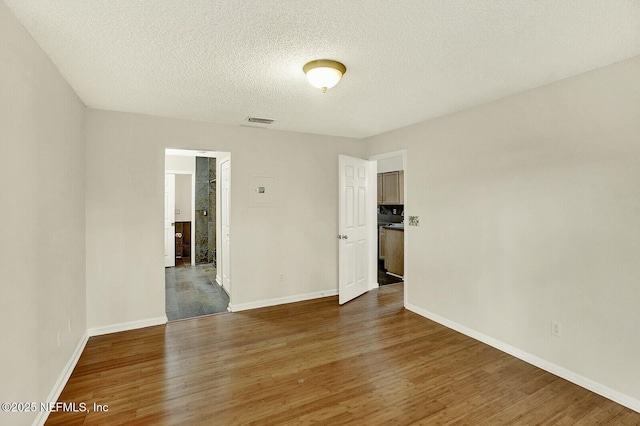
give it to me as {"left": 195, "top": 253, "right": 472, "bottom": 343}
{"left": 87, "top": 316, "right": 168, "bottom": 337}
{"left": 229, "top": 289, "right": 338, "bottom": 312}
{"left": 405, "top": 303, "right": 640, "bottom": 413}
{"left": 33, "top": 331, "right": 89, "bottom": 426}
{"left": 387, "top": 272, "right": 404, "bottom": 279}
{"left": 218, "top": 281, "right": 230, "bottom": 297}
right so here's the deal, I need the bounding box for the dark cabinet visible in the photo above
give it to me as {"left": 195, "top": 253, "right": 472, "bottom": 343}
{"left": 175, "top": 222, "right": 191, "bottom": 258}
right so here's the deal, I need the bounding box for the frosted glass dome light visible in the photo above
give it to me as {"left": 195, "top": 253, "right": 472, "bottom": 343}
{"left": 303, "top": 60, "right": 347, "bottom": 93}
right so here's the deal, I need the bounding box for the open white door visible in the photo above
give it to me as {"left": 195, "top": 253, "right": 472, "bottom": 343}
{"left": 220, "top": 159, "right": 231, "bottom": 293}
{"left": 164, "top": 173, "right": 176, "bottom": 267}
{"left": 339, "top": 155, "right": 375, "bottom": 304}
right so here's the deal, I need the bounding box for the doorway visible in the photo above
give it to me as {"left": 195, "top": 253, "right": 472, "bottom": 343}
{"left": 164, "top": 149, "right": 232, "bottom": 321}
{"left": 370, "top": 150, "right": 406, "bottom": 291}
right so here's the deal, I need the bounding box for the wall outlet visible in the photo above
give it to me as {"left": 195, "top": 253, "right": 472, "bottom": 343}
{"left": 551, "top": 321, "right": 562, "bottom": 337}
{"left": 279, "top": 273, "right": 284, "bottom": 281}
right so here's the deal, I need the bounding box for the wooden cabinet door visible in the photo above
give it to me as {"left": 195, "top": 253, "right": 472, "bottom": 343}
{"left": 384, "top": 229, "right": 404, "bottom": 276}
{"left": 379, "top": 226, "right": 386, "bottom": 259}
{"left": 378, "top": 171, "right": 404, "bottom": 205}
{"left": 382, "top": 171, "right": 400, "bottom": 204}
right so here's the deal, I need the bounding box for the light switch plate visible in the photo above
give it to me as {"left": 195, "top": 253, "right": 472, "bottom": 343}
{"left": 250, "top": 176, "right": 279, "bottom": 206}
{"left": 408, "top": 216, "right": 419, "bottom": 226}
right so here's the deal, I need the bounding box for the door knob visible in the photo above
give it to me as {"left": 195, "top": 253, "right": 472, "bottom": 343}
{"left": 338, "top": 234, "right": 348, "bottom": 240}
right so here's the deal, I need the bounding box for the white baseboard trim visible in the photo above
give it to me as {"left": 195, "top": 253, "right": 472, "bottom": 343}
{"left": 87, "top": 316, "right": 168, "bottom": 337}
{"left": 215, "top": 277, "right": 232, "bottom": 298}
{"left": 34, "top": 331, "right": 89, "bottom": 426}
{"left": 229, "top": 289, "right": 338, "bottom": 312}
{"left": 405, "top": 303, "right": 640, "bottom": 413}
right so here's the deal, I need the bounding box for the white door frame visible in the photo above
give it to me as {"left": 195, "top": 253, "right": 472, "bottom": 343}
{"left": 219, "top": 158, "right": 231, "bottom": 297}
{"left": 166, "top": 168, "right": 196, "bottom": 263}
{"left": 164, "top": 149, "right": 231, "bottom": 306}
{"left": 164, "top": 173, "right": 176, "bottom": 267}
{"left": 368, "top": 149, "right": 408, "bottom": 305}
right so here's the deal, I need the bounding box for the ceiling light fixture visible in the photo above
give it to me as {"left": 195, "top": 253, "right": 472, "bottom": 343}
{"left": 303, "top": 59, "right": 346, "bottom": 93}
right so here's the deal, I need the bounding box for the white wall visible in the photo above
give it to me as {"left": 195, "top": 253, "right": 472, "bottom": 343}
{"left": 165, "top": 154, "right": 195, "bottom": 222}
{"left": 366, "top": 57, "right": 640, "bottom": 407}
{"left": 174, "top": 174, "right": 193, "bottom": 222}
{"left": 0, "top": 3, "right": 87, "bottom": 426}
{"left": 377, "top": 155, "right": 404, "bottom": 173}
{"left": 165, "top": 154, "right": 196, "bottom": 173}
{"left": 85, "top": 110, "right": 365, "bottom": 327}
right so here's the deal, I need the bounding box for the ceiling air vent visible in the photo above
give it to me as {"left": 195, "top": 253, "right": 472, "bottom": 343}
{"left": 246, "top": 117, "right": 274, "bottom": 125}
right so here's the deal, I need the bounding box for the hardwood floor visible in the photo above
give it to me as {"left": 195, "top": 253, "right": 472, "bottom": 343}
{"left": 47, "top": 283, "right": 639, "bottom": 425}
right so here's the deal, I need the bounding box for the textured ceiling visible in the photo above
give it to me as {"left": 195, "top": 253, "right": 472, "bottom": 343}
{"left": 5, "top": 1, "right": 640, "bottom": 138}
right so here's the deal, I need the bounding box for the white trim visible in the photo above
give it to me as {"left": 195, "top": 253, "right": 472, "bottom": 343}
{"left": 368, "top": 149, "right": 407, "bottom": 163}
{"left": 34, "top": 332, "right": 89, "bottom": 426}
{"left": 165, "top": 148, "right": 218, "bottom": 158}
{"left": 165, "top": 168, "right": 196, "bottom": 263}
{"left": 192, "top": 171, "right": 196, "bottom": 264}
{"left": 164, "top": 168, "right": 192, "bottom": 175}
{"left": 219, "top": 158, "right": 232, "bottom": 298}
{"left": 87, "top": 316, "right": 167, "bottom": 337}
{"left": 405, "top": 302, "right": 640, "bottom": 413}
{"left": 229, "top": 289, "right": 338, "bottom": 312}
{"left": 368, "top": 159, "right": 378, "bottom": 291}
{"left": 368, "top": 149, "right": 408, "bottom": 306}
{"left": 219, "top": 280, "right": 230, "bottom": 297}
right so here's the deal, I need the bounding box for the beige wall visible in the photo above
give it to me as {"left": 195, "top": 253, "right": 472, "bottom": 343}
{"left": 165, "top": 154, "right": 195, "bottom": 223}
{"left": 366, "top": 56, "right": 640, "bottom": 404}
{"left": 0, "top": 3, "right": 87, "bottom": 425}
{"left": 4, "top": 0, "right": 640, "bottom": 414}
{"left": 174, "top": 174, "right": 193, "bottom": 222}
{"left": 85, "top": 110, "right": 365, "bottom": 327}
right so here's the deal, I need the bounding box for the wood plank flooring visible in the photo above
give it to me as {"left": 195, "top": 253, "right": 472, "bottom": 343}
{"left": 47, "top": 284, "right": 640, "bottom": 425}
